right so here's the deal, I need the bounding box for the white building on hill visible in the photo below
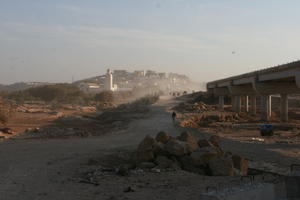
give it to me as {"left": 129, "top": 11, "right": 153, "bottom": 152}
{"left": 104, "top": 69, "right": 117, "bottom": 91}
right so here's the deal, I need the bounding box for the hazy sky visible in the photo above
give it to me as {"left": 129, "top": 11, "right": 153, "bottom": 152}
{"left": 1, "top": 0, "right": 300, "bottom": 84}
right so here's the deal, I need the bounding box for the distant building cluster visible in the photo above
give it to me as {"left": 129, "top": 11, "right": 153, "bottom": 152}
{"left": 76, "top": 68, "right": 194, "bottom": 93}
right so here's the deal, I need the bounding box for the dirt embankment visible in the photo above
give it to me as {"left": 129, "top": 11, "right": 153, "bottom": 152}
{"left": 0, "top": 95, "right": 160, "bottom": 140}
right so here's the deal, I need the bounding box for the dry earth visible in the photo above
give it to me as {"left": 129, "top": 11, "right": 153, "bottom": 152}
{"left": 0, "top": 96, "right": 299, "bottom": 200}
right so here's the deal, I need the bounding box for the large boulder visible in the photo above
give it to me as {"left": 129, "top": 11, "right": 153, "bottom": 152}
{"left": 155, "top": 156, "right": 181, "bottom": 169}
{"left": 178, "top": 131, "right": 199, "bottom": 151}
{"left": 179, "top": 155, "right": 206, "bottom": 174}
{"left": 136, "top": 135, "right": 157, "bottom": 162}
{"left": 208, "top": 135, "right": 221, "bottom": 147}
{"left": 190, "top": 147, "right": 219, "bottom": 166}
{"left": 208, "top": 156, "right": 235, "bottom": 176}
{"left": 165, "top": 139, "right": 190, "bottom": 156}
{"left": 153, "top": 142, "right": 166, "bottom": 156}
{"left": 232, "top": 155, "right": 248, "bottom": 176}
{"left": 198, "top": 139, "right": 214, "bottom": 148}
{"left": 155, "top": 131, "right": 171, "bottom": 144}
{"left": 137, "top": 150, "right": 154, "bottom": 163}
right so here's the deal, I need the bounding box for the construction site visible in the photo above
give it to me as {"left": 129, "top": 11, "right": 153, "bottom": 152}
{"left": 1, "top": 1, "right": 300, "bottom": 200}
{"left": 0, "top": 61, "right": 299, "bottom": 200}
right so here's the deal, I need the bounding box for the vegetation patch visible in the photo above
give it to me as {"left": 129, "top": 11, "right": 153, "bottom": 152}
{"left": 0, "top": 97, "right": 14, "bottom": 125}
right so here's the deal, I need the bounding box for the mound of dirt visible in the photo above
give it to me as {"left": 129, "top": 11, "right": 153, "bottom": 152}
{"left": 173, "top": 101, "right": 215, "bottom": 113}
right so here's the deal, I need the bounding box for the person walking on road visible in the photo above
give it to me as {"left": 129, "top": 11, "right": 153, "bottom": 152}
{"left": 172, "top": 111, "right": 177, "bottom": 123}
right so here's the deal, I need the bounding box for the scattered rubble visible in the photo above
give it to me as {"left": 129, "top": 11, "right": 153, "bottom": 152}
{"left": 173, "top": 101, "right": 215, "bottom": 113}
{"left": 180, "top": 113, "right": 241, "bottom": 128}
{"left": 0, "top": 127, "right": 13, "bottom": 134}
{"left": 79, "top": 131, "right": 249, "bottom": 190}
{"left": 132, "top": 131, "right": 248, "bottom": 176}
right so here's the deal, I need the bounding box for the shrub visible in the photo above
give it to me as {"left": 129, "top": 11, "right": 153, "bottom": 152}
{"left": 7, "top": 84, "right": 93, "bottom": 104}
{"left": 0, "top": 98, "right": 14, "bottom": 125}
{"left": 132, "top": 95, "right": 159, "bottom": 106}
{"left": 94, "top": 91, "right": 114, "bottom": 103}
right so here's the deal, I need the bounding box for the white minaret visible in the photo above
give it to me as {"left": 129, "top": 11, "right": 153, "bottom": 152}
{"left": 104, "top": 69, "right": 114, "bottom": 91}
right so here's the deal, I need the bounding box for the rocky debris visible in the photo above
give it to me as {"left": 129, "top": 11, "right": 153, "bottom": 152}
{"left": 177, "top": 131, "right": 199, "bottom": 151}
{"left": 155, "top": 131, "right": 171, "bottom": 144}
{"left": 208, "top": 156, "right": 235, "bottom": 176}
{"left": 0, "top": 127, "right": 13, "bottom": 134}
{"left": 136, "top": 135, "right": 157, "bottom": 162}
{"left": 17, "top": 104, "right": 53, "bottom": 114}
{"left": 198, "top": 139, "right": 214, "bottom": 148}
{"left": 155, "top": 156, "right": 181, "bottom": 170}
{"left": 198, "top": 114, "right": 239, "bottom": 126}
{"left": 178, "top": 155, "right": 205, "bottom": 174}
{"left": 209, "top": 135, "right": 221, "bottom": 147}
{"left": 181, "top": 113, "right": 240, "bottom": 128}
{"left": 132, "top": 131, "right": 248, "bottom": 176}
{"left": 80, "top": 106, "right": 97, "bottom": 113}
{"left": 165, "top": 139, "right": 190, "bottom": 156}
{"left": 190, "top": 147, "right": 220, "bottom": 166}
{"left": 173, "top": 102, "right": 214, "bottom": 113}
{"left": 152, "top": 142, "right": 166, "bottom": 156}
{"left": 231, "top": 155, "right": 248, "bottom": 176}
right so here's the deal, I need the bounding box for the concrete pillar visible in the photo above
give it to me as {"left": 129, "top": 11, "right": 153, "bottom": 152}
{"left": 261, "top": 95, "right": 271, "bottom": 121}
{"left": 280, "top": 94, "right": 288, "bottom": 122}
{"left": 218, "top": 96, "right": 224, "bottom": 110}
{"left": 268, "top": 95, "right": 272, "bottom": 118}
{"left": 236, "top": 96, "right": 242, "bottom": 113}
{"left": 250, "top": 96, "right": 256, "bottom": 115}
{"left": 245, "top": 95, "right": 249, "bottom": 112}
{"left": 231, "top": 96, "right": 235, "bottom": 111}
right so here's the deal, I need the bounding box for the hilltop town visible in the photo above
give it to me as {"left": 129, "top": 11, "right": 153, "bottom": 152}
{"left": 0, "top": 69, "right": 202, "bottom": 94}
{"left": 1, "top": 1, "right": 300, "bottom": 200}
{"left": 75, "top": 69, "right": 200, "bottom": 94}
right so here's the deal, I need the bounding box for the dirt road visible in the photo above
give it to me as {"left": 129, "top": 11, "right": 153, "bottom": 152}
{"left": 1, "top": 96, "right": 299, "bottom": 200}
{"left": 0, "top": 96, "right": 186, "bottom": 200}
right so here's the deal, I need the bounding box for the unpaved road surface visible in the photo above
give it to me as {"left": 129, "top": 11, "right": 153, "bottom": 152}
{"left": 1, "top": 96, "right": 299, "bottom": 200}
{"left": 0, "top": 96, "right": 189, "bottom": 200}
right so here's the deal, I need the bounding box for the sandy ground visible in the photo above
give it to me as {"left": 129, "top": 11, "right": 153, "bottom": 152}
{"left": 0, "top": 96, "right": 188, "bottom": 200}
{"left": 0, "top": 96, "right": 298, "bottom": 200}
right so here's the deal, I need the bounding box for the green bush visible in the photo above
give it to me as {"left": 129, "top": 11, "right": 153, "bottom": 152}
{"left": 7, "top": 84, "right": 93, "bottom": 104}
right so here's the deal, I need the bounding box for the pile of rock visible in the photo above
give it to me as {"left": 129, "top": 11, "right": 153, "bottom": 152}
{"left": 174, "top": 102, "right": 214, "bottom": 113}
{"left": 0, "top": 127, "right": 14, "bottom": 134}
{"left": 134, "top": 131, "right": 248, "bottom": 176}
{"left": 181, "top": 113, "right": 241, "bottom": 128}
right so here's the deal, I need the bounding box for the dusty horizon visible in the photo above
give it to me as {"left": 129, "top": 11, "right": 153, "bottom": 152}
{"left": 1, "top": 1, "right": 300, "bottom": 84}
